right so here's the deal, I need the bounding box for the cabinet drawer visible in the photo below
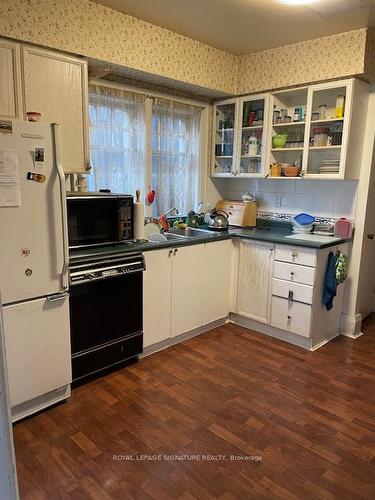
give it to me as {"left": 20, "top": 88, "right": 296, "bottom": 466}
{"left": 272, "top": 278, "right": 314, "bottom": 305}
{"left": 273, "top": 261, "right": 315, "bottom": 286}
{"left": 275, "top": 245, "right": 317, "bottom": 267}
{"left": 271, "top": 296, "right": 311, "bottom": 338}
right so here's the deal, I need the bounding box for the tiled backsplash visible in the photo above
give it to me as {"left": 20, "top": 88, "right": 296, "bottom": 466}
{"left": 223, "top": 179, "right": 358, "bottom": 220}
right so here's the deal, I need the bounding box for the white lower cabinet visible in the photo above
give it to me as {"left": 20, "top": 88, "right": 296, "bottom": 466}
{"left": 143, "top": 248, "right": 173, "bottom": 347}
{"left": 143, "top": 241, "right": 232, "bottom": 348}
{"left": 171, "top": 244, "right": 204, "bottom": 337}
{"left": 270, "top": 296, "right": 312, "bottom": 338}
{"left": 236, "top": 239, "right": 274, "bottom": 324}
{"left": 202, "top": 239, "right": 232, "bottom": 325}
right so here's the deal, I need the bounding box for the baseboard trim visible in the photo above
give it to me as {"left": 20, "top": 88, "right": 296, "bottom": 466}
{"left": 140, "top": 317, "right": 229, "bottom": 358}
{"left": 340, "top": 312, "right": 363, "bottom": 338}
{"left": 230, "top": 313, "right": 314, "bottom": 350}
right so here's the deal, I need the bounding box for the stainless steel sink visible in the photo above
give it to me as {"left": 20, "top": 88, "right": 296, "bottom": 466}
{"left": 168, "top": 227, "right": 220, "bottom": 238}
{"left": 163, "top": 233, "right": 186, "bottom": 240}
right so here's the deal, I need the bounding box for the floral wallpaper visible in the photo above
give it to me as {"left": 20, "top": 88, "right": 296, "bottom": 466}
{"left": 0, "top": 0, "right": 238, "bottom": 95}
{"left": 0, "top": 0, "right": 373, "bottom": 97}
{"left": 237, "top": 29, "right": 367, "bottom": 95}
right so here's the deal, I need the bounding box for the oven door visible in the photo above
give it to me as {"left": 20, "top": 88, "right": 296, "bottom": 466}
{"left": 67, "top": 197, "right": 120, "bottom": 248}
{"left": 69, "top": 272, "right": 142, "bottom": 355}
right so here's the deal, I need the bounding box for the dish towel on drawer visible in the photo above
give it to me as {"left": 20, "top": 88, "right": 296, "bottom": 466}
{"left": 323, "top": 251, "right": 337, "bottom": 311}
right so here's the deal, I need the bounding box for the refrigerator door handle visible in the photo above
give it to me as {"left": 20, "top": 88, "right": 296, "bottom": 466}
{"left": 47, "top": 292, "right": 69, "bottom": 303}
{"left": 52, "top": 123, "right": 69, "bottom": 292}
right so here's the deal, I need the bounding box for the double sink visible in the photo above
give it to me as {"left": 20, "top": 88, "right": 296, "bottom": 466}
{"left": 149, "top": 227, "right": 221, "bottom": 243}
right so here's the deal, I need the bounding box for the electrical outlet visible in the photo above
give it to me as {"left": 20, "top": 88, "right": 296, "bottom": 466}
{"left": 275, "top": 195, "right": 282, "bottom": 207}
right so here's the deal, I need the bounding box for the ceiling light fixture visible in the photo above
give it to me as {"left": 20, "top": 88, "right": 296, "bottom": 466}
{"left": 277, "top": 0, "right": 321, "bottom": 5}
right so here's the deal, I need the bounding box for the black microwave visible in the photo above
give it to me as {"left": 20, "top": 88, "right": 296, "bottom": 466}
{"left": 66, "top": 192, "right": 134, "bottom": 248}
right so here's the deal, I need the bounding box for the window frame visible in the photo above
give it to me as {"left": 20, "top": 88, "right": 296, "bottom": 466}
{"left": 89, "top": 78, "right": 210, "bottom": 216}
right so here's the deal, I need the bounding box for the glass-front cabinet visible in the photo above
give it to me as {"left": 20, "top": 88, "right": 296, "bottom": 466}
{"left": 212, "top": 94, "right": 269, "bottom": 178}
{"left": 211, "top": 79, "right": 365, "bottom": 181}
{"left": 212, "top": 98, "right": 238, "bottom": 177}
{"left": 302, "top": 80, "right": 353, "bottom": 179}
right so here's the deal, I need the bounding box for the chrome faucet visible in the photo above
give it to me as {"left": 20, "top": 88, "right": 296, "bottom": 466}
{"left": 162, "top": 207, "right": 179, "bottom": 217}
{"left": 159, "top": 207, "right": 179, "bottom": 232}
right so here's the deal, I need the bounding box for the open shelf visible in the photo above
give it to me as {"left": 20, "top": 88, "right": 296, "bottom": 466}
{"left": 271, "top": 147, "right": 304, "bottom": 152}
{"left": 266, "top": 176, "right": 302, "bottom": 180}
{"left": 309, "top": 145, "right": 341, "bottom": 151}
{"left": 272, "top": 121, "right": 305, "bottom": 127}
{"left": 241, "top": 155, "right": 261, "bottom": 159}
{"left": 242, "top": 125, "right": 263, "bottom": 131}
{"left": 310, "top": 118, "right": 344, "bottom": 125}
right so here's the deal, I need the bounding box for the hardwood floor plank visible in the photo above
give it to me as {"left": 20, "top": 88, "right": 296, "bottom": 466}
{"left": 13, "top": 315, "right": 375, "bottom": 499}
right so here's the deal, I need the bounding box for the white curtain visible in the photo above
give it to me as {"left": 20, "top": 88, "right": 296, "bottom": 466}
{"left": 152, "top": 98, "right": 201, "bottom": 216}
{"left": 88, "top": 84, "right": 146, "bottom": 197}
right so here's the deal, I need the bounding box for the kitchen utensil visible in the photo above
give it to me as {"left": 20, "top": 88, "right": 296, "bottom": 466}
{"left": 146, "top": 186, "right": 156, "bottom": 205}
{"left": 272, "top": 134, "right": 288, "bottom": 148}
{"left": 208, "top": 209, "right": 229, "bottom": 231}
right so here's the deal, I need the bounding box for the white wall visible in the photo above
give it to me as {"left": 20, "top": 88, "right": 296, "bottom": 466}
{"left": 224, "top": 179, "right": 357, "bottom": 219}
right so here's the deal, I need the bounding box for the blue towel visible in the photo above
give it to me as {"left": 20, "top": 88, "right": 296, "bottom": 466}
{"left": 323, "top": 251, "right": 337, "bottom": 311}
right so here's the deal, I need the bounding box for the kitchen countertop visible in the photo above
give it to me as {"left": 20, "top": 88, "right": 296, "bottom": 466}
{"left": 69, "top": 222, "right": 351, "bottom": 263}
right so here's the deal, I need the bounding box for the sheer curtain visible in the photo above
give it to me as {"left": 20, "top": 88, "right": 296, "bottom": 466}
{"left": 88, "top": 84, "right": 146, "bottom": 196}
{"left": 152, "top": 98, "right": 201, "bottom": 216}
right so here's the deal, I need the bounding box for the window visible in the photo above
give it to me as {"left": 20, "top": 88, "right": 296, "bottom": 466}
{"left": 88, "top": 83, "right": 204, "bottom": 216}
{"left": 152, "top": 98, "right": 201, "bottom": 216}
{"left": 88, "top": 84, "right": 146, "bottom": 195}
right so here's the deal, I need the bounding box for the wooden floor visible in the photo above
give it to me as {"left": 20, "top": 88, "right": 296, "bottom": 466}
{"left": 14, "top": 317, "right": 375, "bottom": 499}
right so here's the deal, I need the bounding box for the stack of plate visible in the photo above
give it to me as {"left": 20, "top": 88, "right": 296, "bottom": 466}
{"left": 319, "top": 159, "right": 340, "bottom": 173}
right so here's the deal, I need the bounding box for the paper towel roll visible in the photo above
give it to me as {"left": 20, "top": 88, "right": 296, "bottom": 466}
{"left": 134, "top": 201, "right": 145, "bottom": 240}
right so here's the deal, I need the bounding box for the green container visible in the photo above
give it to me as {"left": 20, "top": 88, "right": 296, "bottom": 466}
{"left": 272, "top": 134, "right": 288, "bottom": 148}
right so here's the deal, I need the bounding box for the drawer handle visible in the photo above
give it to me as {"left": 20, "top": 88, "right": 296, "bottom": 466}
{"left": 292, "top": 252, "right": 297, "bottom": 258}
{"left": 287, "top": 315, "right": 292, "bottom": 320}
{"left": 290, "top": 272, "right": 295, "bottom": 277}
{"left": 168, "top": 249, "right": 173, "bottom": 257}
{"left": 288, "top": 290, "right": 294, "bottom": 303}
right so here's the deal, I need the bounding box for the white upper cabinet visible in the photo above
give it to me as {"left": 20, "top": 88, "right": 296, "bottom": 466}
{"left": 22, "top": 46, "right": 89, "bottom": 173}
{"left": 211, "top": 98, "right": 238, "bottom": 177}
{"left": 302, "top": 79, "right": 367, "bottom": 180}
{"left": 212, "top": 78, "right": 368, "bottom": 181}
{"left": 266, "top": 86, "right": 308, "bottom": 179}
{"left": 0, "top": 39, "right": 22, "bottom": 120}
{"left": 211, "top": 94, "right": 270, "bottom": 178}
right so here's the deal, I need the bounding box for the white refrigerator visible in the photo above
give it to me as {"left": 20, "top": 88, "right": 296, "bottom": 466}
{"left": 0, "top": 120, "right": 71, "bottom": 422}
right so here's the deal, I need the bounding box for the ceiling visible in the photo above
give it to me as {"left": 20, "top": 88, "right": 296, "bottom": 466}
{"left": 91, "top": 0, "right": 375, "bottom": 55}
